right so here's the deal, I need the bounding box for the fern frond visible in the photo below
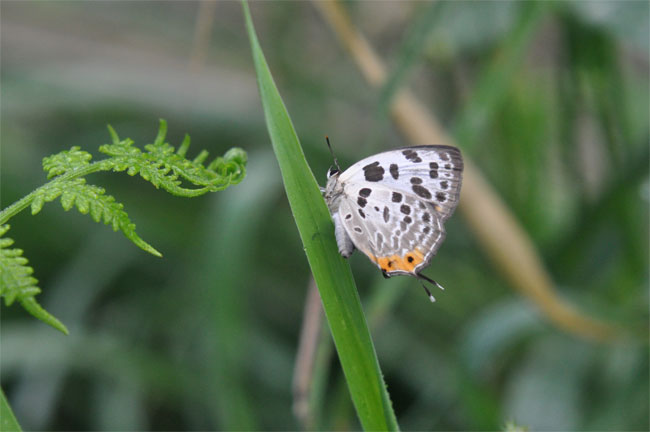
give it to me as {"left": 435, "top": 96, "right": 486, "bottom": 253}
{"left": 0, "top": 119, "right": 247, "bottom": 333}
{"left": 31, "top": 178, "right": 161, "bottom": 256}
{"left": 0, "top": 225, "right": 68, "bottom": 334}
{"left": 42, "top": 146, "right": 93, "bottom": 179}
{"left": 99, "top": 121, "right": 247, "bottom": 197}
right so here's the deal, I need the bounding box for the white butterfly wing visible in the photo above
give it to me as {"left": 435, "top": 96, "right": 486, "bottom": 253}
{"left": 339, "top": 146, "right": 463, "bottom": 221}
{"left": 337, "top": 181, "right": 448, "bottom": 275}
{"left": 332, "top": 146, "right": 463, "bottom": 275}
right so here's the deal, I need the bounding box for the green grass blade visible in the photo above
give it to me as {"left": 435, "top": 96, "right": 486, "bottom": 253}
{"left": 241, "top": 2, "right": 399, "bottom": 430}
{"left": 0, "top": 388, "right": 22, "bottom": 432}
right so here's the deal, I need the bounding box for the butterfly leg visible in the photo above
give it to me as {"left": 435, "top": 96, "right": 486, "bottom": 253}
{"left": 420, "top": 283, "right": 436, "bottom": 303}
{"left": 417, "top": 273, "right": 445, "bottom": 291}
{"left": 332, "top": 212, "right": 355, "bottom": 258}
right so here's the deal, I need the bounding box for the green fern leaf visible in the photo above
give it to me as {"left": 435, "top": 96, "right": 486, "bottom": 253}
{"left": 0, "top": 225, "right": 68, "bottom": 334}
{"left": 31, "top": 194, "right": 46, "bottom": 215}
{"left": 42, "top": 146, "right": 93, "bottom": 179}
{"left": 1, "top": 119, "right": 246, "bottom": 333}
{"left": 99, "top": 120, "right": 247, "bottom": 197}
{"left": 30, "top": 178, "right": 161, "bottom": 257}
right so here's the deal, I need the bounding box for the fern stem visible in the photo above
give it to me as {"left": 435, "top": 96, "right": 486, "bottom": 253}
{"left": 0, "top": 162, "right": 105, "bottom": 225}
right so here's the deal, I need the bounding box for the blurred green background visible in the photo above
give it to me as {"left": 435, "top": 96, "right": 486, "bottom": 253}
{"left": 1, "top": 1, "right": 648, "bottom": 430}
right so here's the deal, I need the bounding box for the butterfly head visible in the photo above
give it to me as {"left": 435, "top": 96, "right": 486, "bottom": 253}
{"left": 324, "top": 164, "right": 343, "bottom": 202}
{"left": 325, "top": 136, "right": 342, "bottom": 180}
{"left": 326, "top": 166, "right": 340, "bottom": 179}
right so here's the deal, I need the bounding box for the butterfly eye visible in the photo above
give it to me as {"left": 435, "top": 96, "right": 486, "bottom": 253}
{"left": 327, "top": 166, "right": 340, "bottom": 179}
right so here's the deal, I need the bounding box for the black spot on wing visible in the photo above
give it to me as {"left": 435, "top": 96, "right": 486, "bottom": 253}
{"left": 440, "top": 181, "right": 448, "bottom": 189}
{"left": 359, "top": 188, "right": 372, "bottom": 197}
{"left": 410, "top": 177, "right": 423, "bottom": 185}
{"left": 400, "top": 204, "right": 411, "bottom": 215}
{"left": 392, "top": 192, "right": 402, "bottom": 203}
{"left": 389, "top": 164, "right": 399, "bottom": 179}
{"left": 429, "top": 162, "right": 439, "bottom": 179}
{"left": 436, "top": 192, "right": 446, "bottom": 202}
{"left": 402, "top": 149, "right": 422, "bottom": 163}
{"left": 363, "top": 161, "right": 384, "bottom": 182}
{"left": 383, "top": 206, "right": 390, "bottom": 223}
{"left": 412, "top": 185, "right": 432, "bottom": 199}
{"left": 358, "top": 209, "right": 366, "bottom": 218}
{"left": 357, "top": 197, "right": 367, "bottom": 208}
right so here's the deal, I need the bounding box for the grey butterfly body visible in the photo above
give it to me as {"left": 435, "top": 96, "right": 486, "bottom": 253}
{"left": 323, "top": 146, "right": 463, "bottom": 296}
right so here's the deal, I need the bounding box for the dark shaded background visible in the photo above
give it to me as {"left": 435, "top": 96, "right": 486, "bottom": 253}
{"left": 1, "top": 1, "right": 648, "bottom": 430}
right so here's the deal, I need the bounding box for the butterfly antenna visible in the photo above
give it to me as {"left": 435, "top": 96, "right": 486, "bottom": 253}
{"left": 325, "top": 136, "right": 341, "bottom": 172}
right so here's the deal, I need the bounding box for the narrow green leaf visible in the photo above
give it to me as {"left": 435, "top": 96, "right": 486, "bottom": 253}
{"left": 0, "top": 388, "right": 22, "bottom": 432}
{"left": 61, "top": 191, "right": 75, "bottom": 211}
{"left": 75, "top": 195, "right": 90, "bottom": 214}
{"left": 193, "top": 150, "right": 209, "bottom": 165}
{"left": 242, "top": 2, "right": 399, "bottom": 430}
{"left": 90, "top": 201, "right": 102, "bottom": 222}
{"left": 30, "top": 195, "right": 45, "bottom": 215}
{"left": 107, "top": 124, "right": 120, "bottom": 144}
{"left": 153, "top": 118, "right": 167, "bottom": 146}
{"left": 19, "top": 297, "right": 69, "bottom": 335}
{"left": 177, "top": 134, "right": 191, "bottom": 157}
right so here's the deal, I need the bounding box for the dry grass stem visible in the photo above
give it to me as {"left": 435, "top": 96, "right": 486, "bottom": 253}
{"left": 313, "top": 0, "right": 619, "bottom": 342}
{"left": 292, "top": 279, "right": 325, "bottom": 428}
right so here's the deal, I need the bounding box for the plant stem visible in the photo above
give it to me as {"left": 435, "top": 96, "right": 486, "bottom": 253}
{"left": 0, "top": 162, "right": 106, "bottom": 225}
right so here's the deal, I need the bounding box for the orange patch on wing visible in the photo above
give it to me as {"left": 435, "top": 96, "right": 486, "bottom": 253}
{"left": 376, "top": 248, "right": 425, "bottom": 273}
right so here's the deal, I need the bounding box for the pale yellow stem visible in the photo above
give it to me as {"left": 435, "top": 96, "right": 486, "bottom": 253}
{"left": 313, "top": 0, "right": 619, "bottom": 342}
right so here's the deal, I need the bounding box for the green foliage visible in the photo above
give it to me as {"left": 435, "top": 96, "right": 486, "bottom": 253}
{"left": 1, "top": 1, "right": 647, "bottom": 431}
{"left": 242, "top": 2, "right": 399, "bottom": 430}
{"left": 32, "top": 177, "right": 160, "bottom": 256}
{"left": 99, "top": 122, "right": 247, "bottom": 197}
{"left": 0, "top": 388, "right": 22, "bottom": 432}
{"left": 0, "top": 120, "right": 247, "bottom": 334}
{"left": 0, "top": 225, "right": 39, "bottom": 305}
{"left": 0, "top": 225, "right": 68, "bottom": 334}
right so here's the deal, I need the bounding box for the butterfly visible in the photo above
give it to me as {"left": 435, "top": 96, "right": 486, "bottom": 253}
{"left": 323, "top": 140, "right": 463, "bottom": 302}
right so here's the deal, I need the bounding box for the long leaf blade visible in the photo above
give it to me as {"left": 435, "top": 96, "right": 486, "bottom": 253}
{"left": 241, "top": 2, "right": 398, "bottom": 430}
{"left": 0, "top": 388, "right": 22, "bottom": 432}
